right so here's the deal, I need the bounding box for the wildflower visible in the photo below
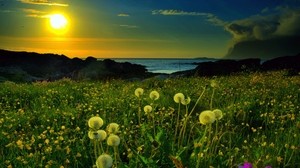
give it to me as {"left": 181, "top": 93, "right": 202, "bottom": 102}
{"left": 277, "top": 156, "right": 283, "bottom": 163}
{"left": 75, "top": 127, "right": 81, "bottom": 131}
{"left": 181, "top": 97, "right": 191, "bottom": 105}
{"left": 199, "top": 110, "right": 216, "bottom": 125}
{"left": 98, "top": 130, "right": 107, "bottom": 141}
{"left": 137, "top": 145, "right": 143, "bottom": 152}
{"left": 291, "top": 145, "right": 296, "bottom": 150}
{"left": 76, "top": 152, "right": 82, "bottom": 157}
{"left": 174, "top": 93, "right": 185, "bottom": 103}
{"left": 96, "top": 154, "right": 113, "bottom": 168}
{"left": 107, "top": 134, "right": 120, "bottom": 147}
{"left": 210, "top": 80, "right": 218, "bottom": 88}
{"left": 150, "top": 90, "right": 160, "bottom": 100}
{"left": 45, "top": 139, "right": 50, "bottom": 145}
{"left": 212, "top": 109, "right": 223, "bottom": 120}
{"left": 88, "top": 116, "right": 104, "bottom": 130}
{"left": 107, "top": 123, "right": 119, "bottom": 134}
{"left": 88, "top": 131, "right": 101, "bottom": 140}
{"left": 16, "top": 140, "right": 24, "bottom": 150}
{"left": 134, "top": 88, "right": 144, "bottom": 98}
{"left": 143, "top": 105, "right": 152, "bottom": 114}
{"left": 238, "top": 162, "right": 253, "bottom": 168}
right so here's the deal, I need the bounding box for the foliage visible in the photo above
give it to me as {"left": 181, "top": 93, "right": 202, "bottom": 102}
{"left": 0, "top": 71, "right": 299, "bottom": 167}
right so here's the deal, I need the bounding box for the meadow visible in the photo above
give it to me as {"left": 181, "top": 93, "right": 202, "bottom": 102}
{"left": 0, "top": 70, "right": 299, "bottom": 168}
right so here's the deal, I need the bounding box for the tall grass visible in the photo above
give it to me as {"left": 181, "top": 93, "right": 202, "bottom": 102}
{"left": 0, "top": 70, "right": 299, "bottom": 168}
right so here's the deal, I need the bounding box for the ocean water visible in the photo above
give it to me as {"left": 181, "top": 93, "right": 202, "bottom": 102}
{"left": 110, "top": 58, "right": 217, "bottom": 74}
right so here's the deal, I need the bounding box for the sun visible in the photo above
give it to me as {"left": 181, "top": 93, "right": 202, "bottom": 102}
{"left": 48, "top": 13, "right": 69, "bottom": 35}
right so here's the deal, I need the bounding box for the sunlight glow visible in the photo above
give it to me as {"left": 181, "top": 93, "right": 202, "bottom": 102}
{"left": 48, "top": 13, "right": 69, "bottom": 35}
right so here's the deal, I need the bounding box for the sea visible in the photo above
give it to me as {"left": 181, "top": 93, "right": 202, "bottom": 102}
{"left": 102, "top": 58, "right": 218, "bottom": 74}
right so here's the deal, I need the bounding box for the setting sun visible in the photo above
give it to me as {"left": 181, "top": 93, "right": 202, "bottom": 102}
{"left": 48, "top": 13, "right": 69, "bottom": 35}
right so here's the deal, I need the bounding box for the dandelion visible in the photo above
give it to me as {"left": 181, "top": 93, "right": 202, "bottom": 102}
{"left": 107, "top": 134, "right": 120, "bottom": 147}
{"left": 150, "top": 90, "right": 160, "bottom": 100}
{"left": 181, "top": 97, "right": 191, "bottom": 105}
{"left": 96, "top": 154, "right": 113, "bottom": 168}
{"left": 143, "top": 105, "right": 152, "bottom": 114}
{"left": 75, "top": 127, "right": 81, "bottom": 131}
{"left": 134, "top": 88, "right": 144, "bottom": 98}
{"left": 45, "top": 139, "right": 50, "bottom": 145}
{"left": 16, "top": 140, "right": 24, "bottom": 150}
{"left": 174, "top": 93, "right": 185, "bottom": 103}
{"left": 98, "top": 130, "right": 107, "bottom": 141}
{"left": 199, "top": 110, "right": 216, "bottom": 125}
{"left": 210, "top": 80, "right": 218, "bottom": 88}
{"left": 88, "top": 116, "right": 104, "bottom": 130}
{"left": 212, "top": 109, "right": 223, "bottom": 120}
{"left": 107, "top": 123, "right": 119, "bottom": 135}
{"left": 277, "top": 156, "right": 283, "bottom": 163}
{"left": 88, "top": 131, "right": 101, "bottom": 140}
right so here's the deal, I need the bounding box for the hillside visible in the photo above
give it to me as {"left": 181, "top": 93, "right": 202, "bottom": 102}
{"left": 0, "top": 49, "right": 150, "bottom": 82}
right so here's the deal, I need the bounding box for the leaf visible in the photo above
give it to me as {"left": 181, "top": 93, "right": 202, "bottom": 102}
{"left": 169, "top": 155, "right": 184, "bottom": 168}
{"left": 137, "top": 153, "right": 154, "bottom": 165}
{"left": 155, "top": 127, "right": 164, "bottom": 142}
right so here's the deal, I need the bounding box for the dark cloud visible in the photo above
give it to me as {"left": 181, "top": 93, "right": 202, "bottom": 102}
{"left": 224, "top": 6, "right": 300, "bottom": 58}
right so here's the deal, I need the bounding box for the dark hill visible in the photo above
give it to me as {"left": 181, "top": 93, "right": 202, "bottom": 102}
{"left": 225, "top": 36, "right": 300, "bottom": 59}
{"left": 0, "top": 49, "right": 149, "bottom": 82}
{"left": 173, "top": 53, "right": 300, "bottom": 77}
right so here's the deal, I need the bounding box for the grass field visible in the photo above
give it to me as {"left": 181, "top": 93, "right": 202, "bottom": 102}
{"left": 1, "top": 70, "right": 299, "bottom": 168}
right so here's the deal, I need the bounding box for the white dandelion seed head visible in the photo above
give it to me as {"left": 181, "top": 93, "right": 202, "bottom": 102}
{"left": 181, "top": 97, "right": 191, "bottom": 105}
{"left": 88, "top": 116, "right": 104, "bottom": 130}
{"left": 88, "top": 130, "right": 101, "bottom": 140}
{"left": 107, "top": 123, "right": 119, "bottom": 135}
{"left": 210, "top": 80, "right": 219, "bottom": 88}
{"left": 96, "top": 154, "right": 113, "bottom": 168}
{"left": 143, "top": 105, "right": 153, "bottom": 114}
{"left": 149, "top": 90, "right": 160, "bottom": 100}
{"left": 213, "top": 109, "right": 223, "bottom": 120}
{"left": 97, "top": 130, "right": 107, "bottom": 141}
{"left": 134, "top": 88, "right": 144, "bottom": 98}
{"left": 174, "top": 93, "right": 185, "bottom": 103}
{"left": 107, "top": 134, "right": 120, "bottom": 147}
{"left": 199, "top": 110, "right": 216, "bottom": 125}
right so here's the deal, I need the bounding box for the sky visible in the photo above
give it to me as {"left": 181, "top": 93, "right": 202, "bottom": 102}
{"left": 0, "top": 0, "right": 300, "bottom": 58}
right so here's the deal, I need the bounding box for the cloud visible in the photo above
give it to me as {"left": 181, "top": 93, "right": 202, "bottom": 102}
{"left": 22, "top": 8, "right": 49, "bottom": 18}
{"left": 118, "top": 13, "right": 130, "bottom": 17}
{"left": 119, "top": 25, "right": 139, "bottom": 29}
{"left": 224, "top": 6, "right": 300, "bottom": 58}
{"left": 225, "top": 6, "right": 300, "bottom": 43}
{"left": 17, "top": 0, "right": 68, "bottom": 7}
{"left": 152, "top": 9, "right": 226, "bottom": 26}
{"left": 0, "top": 9, "right": 14, "bottom": 13}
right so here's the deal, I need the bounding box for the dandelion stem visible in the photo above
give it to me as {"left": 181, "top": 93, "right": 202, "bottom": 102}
{"left": 93, "top": 140, "right": 98, "bottom": 161}
{"left": 210, "top": 88, "right": 215, "bottom": 110}
{"left": 113, "top": 146, "right": 119, "bottom": 167}
{"left": 99, "top": 141, "right": 104, "bottom": 154}
{"left": 178, "top": 105, "right": 189, "bottom": 147}
{"left": 174, "top": 103, "right": 181, "bottom": 146}
{"left": 190, "top": 86, "right": 206, "bottom": 116}
{"left": 196, "top": 126, "right": 208, "bottom": 168}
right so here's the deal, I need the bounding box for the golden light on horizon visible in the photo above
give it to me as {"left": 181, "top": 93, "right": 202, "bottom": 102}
{"left": 48, "top": 13, "right": 69, "bottom": 35}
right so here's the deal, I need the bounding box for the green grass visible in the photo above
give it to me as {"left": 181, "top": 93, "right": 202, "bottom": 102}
{"left": 0, "top": 70, "right": 299, "bottom": 168}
